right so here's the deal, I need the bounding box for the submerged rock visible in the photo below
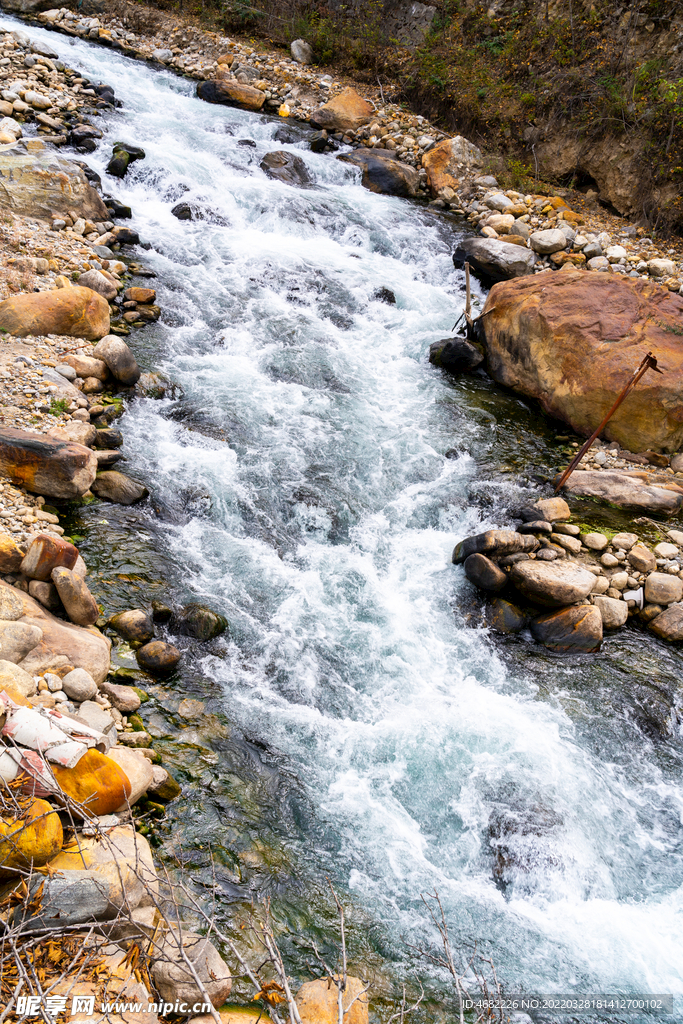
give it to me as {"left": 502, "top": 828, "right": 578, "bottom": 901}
{"left": 260, "top": 150, "right": 312, "bottom": 188}
{"left": 429, "top": 337, "right": 484, "bottom": 374}
{"left": 530, "top": 605, "right": 603, "bottom": 652}
{"left": 486, "top": 598, "right": 527, "bottom": 633}
{"left": 175, "top": 603, "right": 228, "bottom": 641}
{"left": 109, "top": 609, "right": 154, "bottom": 642}
{"left": 136, "top": 640, "right": 181, "bottom": 676}
{"left": 338, "top": 148, "right": 419, "bottom": 198}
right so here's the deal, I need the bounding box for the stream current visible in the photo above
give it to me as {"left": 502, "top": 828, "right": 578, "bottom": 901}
{"left": 6, "top": 17, "right": 683, "bottom": 1019}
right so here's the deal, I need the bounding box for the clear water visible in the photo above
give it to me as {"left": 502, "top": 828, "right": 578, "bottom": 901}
{"left": 7, "top": 17, "right": 683, "bottom": 1019}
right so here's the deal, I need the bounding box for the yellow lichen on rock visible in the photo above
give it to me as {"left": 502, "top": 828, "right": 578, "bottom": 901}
{"left": 0, "top": 797, "right": 63, "bottom": 878}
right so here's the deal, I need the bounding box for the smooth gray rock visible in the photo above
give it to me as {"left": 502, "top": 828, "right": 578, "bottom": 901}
{"left": 510, "top": 560, "right": 595, "bottom": 607}
{"left": 152, "top": 932, "right": 232, "bottom": 1008}
{"left": 529, "top": 228, "right": 567, "bottom": 254}
{"left": 290, "top": 38, "right": 313, "bottom": 63}
{"left": 61, "top": 667, "right": 98, "bottom": 702}
{"left": 91, "top": 471, "right": 148, "bottom": 505}
{"left": 77, "top": 269, "right": 117, "bottom": 301}
{"left": 260, "top": 150, "right": 312, "bottom": 188}
{"left": 452, "top": 237, "right": 536, "bottom": 282}
{"left": 593, "top": 594, "right": 628, "bottom": 628}
{"left": 92, "top": 335, "right": 140, "bottom": 386}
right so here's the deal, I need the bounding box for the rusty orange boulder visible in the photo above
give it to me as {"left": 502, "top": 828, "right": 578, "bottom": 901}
{"left": 196, "top": 79, "right": 265, "bottom": 111}
{"left": 422, "top": 135, "right": 483, "bottom": 195}
{"left": 480, "top": 270, "right": 683, "bottom": 452}
{"left": 20, "top": 534, "right": 79, "bottom": 582}
{"left": 0, "top": 427, "right": 98, "bottom": 499}
{"left": 52, "top": 749, "right": 132, "bottom": 816}
{"left": 0, "top": 797, "right": 63, "bottom": 878}
{"left": 0, "top": 285, "right": 110, "bottom": 340}
{"left": 310, "top": 87, "right": 374, "bottom": 132}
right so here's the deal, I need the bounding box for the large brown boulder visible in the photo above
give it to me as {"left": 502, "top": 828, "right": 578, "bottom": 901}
{"left": 422, "top": 135, "right": 483, "bottom": 195}
{"left": 480, "top": 271, "right": 683, "bottom": 452}
{"left": 196, "top": 79, "right": 265, "bottom": 111}
{"left": 0, "top": 286, "right": 110, "bottom": 340}
{"left": 558, "top": 469, "right": 683, "bottom": 515}
{"left": 0, "top": 142, "right": 109, "bottom": 222}
{"left": 0, "top": 427, "right": 98, "bottom": 499}
{"left": 337, "top": 148, "right": 419, "bottom": 198}
{"left": 530, "top": 605, "right": 603, "bottom": 653}
{"left": 310, "top": 87, "right": 374, "bottom": 132}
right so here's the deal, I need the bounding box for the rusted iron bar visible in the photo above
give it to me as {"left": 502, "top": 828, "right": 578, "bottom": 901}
{"left": 554, "top": 351, "right": 662, "bottom": 493}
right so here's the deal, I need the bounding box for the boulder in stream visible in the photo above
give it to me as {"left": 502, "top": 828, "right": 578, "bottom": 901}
{"left": 453, "top": 529, "right": 539, "bottom": 564}
{"left": 92, "top": 335, "right": 141, "bottom": 386}
{"left": 479, "top": 270, "right": 683, "bottom": 452}
{"left": 510, "top": 559, "right": 596, "bottom": 607}
{"left": 338, "top": 148, "right": 419, "bottom": 198}
{"left": 260, "top": 150, "right": 312, "bottom": 188}
{"left": 530, "top": 605, "right": 603, "bottom": 652}
{"left": 196, "top": 79, "right": 266, "bottom": 112}
{"left": 464, "top": 553, "right": 507, "bottom": 592}
{"left": 91, "top": 471, "right": 148, "bottom": 505}
{"left": 107, "top": 142, "right": 145, "bottom": 178}
{"left": 429, "top": 337, "right": 484, "bottom": 374}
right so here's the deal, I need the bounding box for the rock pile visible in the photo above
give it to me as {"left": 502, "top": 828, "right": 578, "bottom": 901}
{"left": 455, "top": 496, "right": 683, "bottom": 649}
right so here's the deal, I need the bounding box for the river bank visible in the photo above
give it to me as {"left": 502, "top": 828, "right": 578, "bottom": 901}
{"left": 1, "top": 7, "right": 683, "bottom": 1023}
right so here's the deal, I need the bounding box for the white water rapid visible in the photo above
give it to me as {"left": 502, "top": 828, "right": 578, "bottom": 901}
{"left": 6, "top": 17, "right": 683, "bottom": 1019}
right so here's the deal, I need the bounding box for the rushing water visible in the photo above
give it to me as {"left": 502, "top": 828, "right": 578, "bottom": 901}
{"left": 6, "top": 17, "right": 683, "bottom": 1020}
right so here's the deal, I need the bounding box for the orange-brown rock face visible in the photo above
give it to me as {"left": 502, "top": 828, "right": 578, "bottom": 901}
{"left": 310, "top": 87, "right": 374, "bottom": 132}
{"left": 422, "top": 135, "right": 483, "bottom": 195}
{"left": 0, "top": 427, "right": 98, "bottom": 499}
{"left": 480, "top": 271, "right": 683, "bottom": 452}
{"left": 196, "top": 79, "right": 265, "bottom": 111}
{"left": 0, "top": 285, "right": 110, "bottom": 340}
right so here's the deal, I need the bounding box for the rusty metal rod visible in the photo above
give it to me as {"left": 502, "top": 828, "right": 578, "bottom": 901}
{"left": 554, "top": 351, "right": 662, "bottom": 493}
